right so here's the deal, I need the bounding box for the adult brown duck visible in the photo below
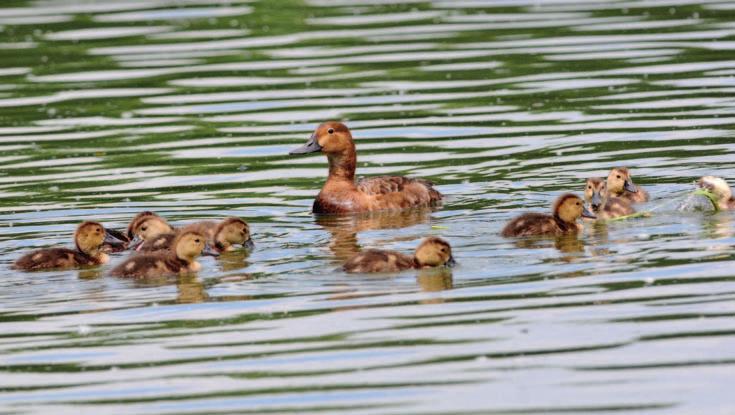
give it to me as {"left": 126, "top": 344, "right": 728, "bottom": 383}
{"left": 290, "top": 122, "right": 442, "bottom": 214}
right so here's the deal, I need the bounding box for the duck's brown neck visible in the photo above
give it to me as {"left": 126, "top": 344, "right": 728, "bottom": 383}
{"left": 326, "top": 145, "right": 356, "bottom": 183}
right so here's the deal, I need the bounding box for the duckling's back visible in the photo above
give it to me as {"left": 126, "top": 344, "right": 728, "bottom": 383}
{"left": 599, "top": 197, "right": 635, "bottom": 219}
{"left": 343, "top": 249, "right": 416, "bottom": 273}
{"left": 137, "top": 233, "right": 176, "bottom": 253}
{"left": 501, "top": 213, "right": 559, "bottom": 237}
{"left": 13, "top": 248, "right": 97, "bottom": 271}
{"left": 110, "top": 252, "right": 187, "bottom": 278}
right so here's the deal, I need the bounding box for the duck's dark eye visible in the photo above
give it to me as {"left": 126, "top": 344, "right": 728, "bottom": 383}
{"left": 617, "top": 175, "right": 621, "bottom": 179}
{"left": 587, "top": 185, "right": 591, "bottom": 189}
{"left": 327, "top": 128, "right": 334, "bottom": 134}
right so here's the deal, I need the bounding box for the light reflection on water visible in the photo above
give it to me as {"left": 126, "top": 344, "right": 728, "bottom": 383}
{"left": 0, "top": 0, "right": 735, "bottom": 414}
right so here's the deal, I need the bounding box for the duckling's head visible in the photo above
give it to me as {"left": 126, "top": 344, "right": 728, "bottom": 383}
{"left": 126, "top": 211, "right": 156, "bottom": 240}
{"left": 214, "top": 217, "right": 253, "bottom": 251}
{"left": 414, "top": 237, "right": 455, "bottom": 268}
{"left": 289, "top": 121, "right": 353, "bottom": 156}
{"left": 554, "top": 193, "right": 596, "bottom": 222}
{"left": 607, "top": 167, "right": 637, "bottom": 195}
{"left": 174, "top": 231, "right": 208, "bottom": 262}
{"left": 75, "top": 221, "right": 106, "bottom": 256}
{"left": 698, "top": 176, "right": 732, "bottom": 205}
{"left": 584, "top": 178, "right": 608, "bottom": 212}
{"left": 130, "top": 215, "right": 173, "bottom": 242}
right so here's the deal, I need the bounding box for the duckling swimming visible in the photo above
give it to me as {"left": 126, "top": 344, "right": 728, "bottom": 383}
{"left": 584, "top": 177, "right": 635, "bottom": 220}
{"left": 110, "top": 230, "right": 215, "bottom": 278}
{"left": 697, "top": 176, "right": 735, "bottom": 210}
{"left": 137, "top": 217, "right": 253, "bottom": 253}
{"left": 13, "top": 221, "right": 125, "bottom": 271}
{"left": 607, "top": 167, "right": 649, "bottom": 203}
{"left": 126, "top": 211, "right": 174, "bottom": 249}
{"left": 289, "top": 121, "right": 442, "bottom": 214}
{"left": 501, "top": 193, "right": 596, "bottom": 237}
{"left": 343, "top": 237, "right": 455, "bottom": 273}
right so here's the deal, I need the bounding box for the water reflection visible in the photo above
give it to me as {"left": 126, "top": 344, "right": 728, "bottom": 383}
{"left": 314, "top": 208, "right": 434, "bottom": 261}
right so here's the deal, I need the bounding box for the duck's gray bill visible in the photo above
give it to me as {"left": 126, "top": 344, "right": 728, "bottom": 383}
{"left": 289, "top": 136, "right": 322, "bottom": 154}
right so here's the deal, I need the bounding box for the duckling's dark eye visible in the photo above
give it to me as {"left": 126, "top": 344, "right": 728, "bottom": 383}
{"left": 141, "top": 226, "right": 148, "bottom": 231}
{"left": 617, "top": 175, "right": 621, "bottom": 179}
{"left": 195, "top": 239, "right": 200, "bottom": 243}
{"left": 576, "top": 202, "right": 581, "bottom": 206}
{"left": 327, "top": 128, "right": 334, "bottom": 134}
{"left": 587, "top": 185, "right": 591, "bottom": 189}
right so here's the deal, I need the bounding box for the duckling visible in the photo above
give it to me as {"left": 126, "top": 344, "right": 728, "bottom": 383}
{"left": 698, "top": 176, "right": 735, "bottom": 210}
{"left": 110, "top": 230, "right": 216, "bottom": 278}
{"left": 137, "top": 217, "right": 253, "bottom": 253}
{"left": 13, "top": 221, "right": 125, "bottom": 271}
{"left": 501, "top": 193, "right": 596, "bottom": 237}
{"left": 584, "top": 177, "right": 635, "bottom": 220}
{"left": 343, "top": 237, "right": 455, "bottom": 273}
{"left": 607, "top": 167, "right": 649, "bottom": 203}
{"left": 289, "top": 121, "right": 442, "bottom": 214}
{"left": 126, "top": 211, "right": 174, "bottom": 249}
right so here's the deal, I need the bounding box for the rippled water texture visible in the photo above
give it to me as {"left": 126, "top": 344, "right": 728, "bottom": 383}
{"left": 1, "top": 0, "right": 735, "bottom": 413}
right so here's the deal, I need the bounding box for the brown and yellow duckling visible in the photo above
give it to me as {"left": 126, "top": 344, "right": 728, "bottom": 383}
{"left": 607, "top": 167, "right": 649, "bottom": 203}
{"left": 584, "top": 177, "right": 635, "bottom": 220}
{"left": 13, "top": 221, "right": 125, "bottom": 271}
{"left": 136, "top": 217, "right": 253, "bottom": 253}
{"left": 289, "top": 121, "right": 442, "bottom": 214}
{"left": 342, "top": 237, "right": 455, "bottom": 273}
{"left": 110, "top": 230, "right": 217, "bottom": 278}
{"left": 126, "top": 211, "right": 175, "bottom": 250}
{"left": 501, "top": 193, "right": 596, "bottom": 237}
{"left": 697, "top": 176, "right": 735, "bottom": 210}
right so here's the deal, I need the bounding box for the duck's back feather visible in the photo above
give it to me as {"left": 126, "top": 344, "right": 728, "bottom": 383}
{"left": 110, "top": 253, "right": 188, "bottom": 278}
{"left": 13, "top": 248, "right": 99, "bottom": 271}
{"left": 356, "top": 175, "right": 442, "bottom": 210}
{"left": 137, "top": 232, "right": 176, "bottom": 253}
{"left": 501, "top": 213, "right": 578, "bottom": 237}
{"left": 343, "top": 249, "right": 416, "bottom": 273}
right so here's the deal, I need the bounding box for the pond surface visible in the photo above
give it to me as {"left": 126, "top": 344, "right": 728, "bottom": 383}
{"left": 1, "top": 0, "right": 735, "bottom": 413}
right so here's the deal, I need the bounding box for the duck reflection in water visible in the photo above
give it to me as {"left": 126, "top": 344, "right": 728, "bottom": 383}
{"left": 176, "top": 274, "right": 209, "bottom": 304}
{"left": 314, "top": 207, "right": 435, "bottom": 261}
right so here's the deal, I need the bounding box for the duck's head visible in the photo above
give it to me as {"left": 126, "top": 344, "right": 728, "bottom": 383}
{"left": 584, "top": 177, "right": 608, "bottom": 212}
{"left": 414, "top": 237, "right": 455, "bottom": 268}
{"left": 607, "top": 167, "right": 637, "bottom": 195}
{"left": 214, "top": 217, "right": 253, "bottom": 251}
{"left": 554, "top": 193, "right": 596, "bottom": 222}
{"left": 128, "top": 212, "right": 173, "bottom": 247}
{"left": 75, "top": 221, "right": 108, "bottom": 257}
{"left": 698, "top": 176, "right": 732, "bottom": 208}
{"left": 289, "top": 121, "right": 354, "bottom": 156}
{"left": 174, "top": 230, "right": 216, "bottom": 262}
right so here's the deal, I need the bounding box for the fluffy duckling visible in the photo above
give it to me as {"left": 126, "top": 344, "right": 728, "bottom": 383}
{"left": 13, "top": 221, "right": 124, "bottom": 271}
{"left": 607, "top": 167, "right": 649, "bottom": 203}
{"left": 110, "top": 230, "right": 215, "bottom": 278}
{"left": 289, "top": 121, "right": 442, "bottom": 214}
{"left": 343, "top": 237, "right": 455, "bottom": 273}
{"left": 126, "top": 211, "right": 174, "bottom": 249}
{"left": 584, "top": 178, "right": 635, "bottom": 219}
{"left": 698, "top": 176, "right": 735, "bottom": 210}
{"left": 137, "top": 217, "right": 253, "bottom": 253}
{"left": 501, "top": 193, "right": 596, "bottom": 237}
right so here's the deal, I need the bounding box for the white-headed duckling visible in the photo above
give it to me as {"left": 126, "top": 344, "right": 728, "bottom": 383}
{"left": 584, "top": 177, "right": 635, "bottom": 220}
{"left": 342, "top": 237, "right": 455, "bottom": 273}
{"left": 13, "top": 221, "right": 125, "bottom": 271}
{"left": 697, "top": 176, "right": 735, "bottom": 210}
{"left": 607, "top": 167, "right": 649, "bottom": 203}
{"left": 289, "top": 121, "right": 442, "bottom": 214}
{"left": 136, "top": 217, "right": 253, "bottom": 253}
{"left": 110, "top": 230, "right": 217, "bottom": 278}
{"left": 126, "top": 211, "right": 174, "bottom": 250}
{"left": 501, "top": 193, "right": 596, "bottom": 237}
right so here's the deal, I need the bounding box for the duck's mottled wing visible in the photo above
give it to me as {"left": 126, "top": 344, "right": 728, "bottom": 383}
{"left": 357, "top": 176, "right": 442, "bottom": 204}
